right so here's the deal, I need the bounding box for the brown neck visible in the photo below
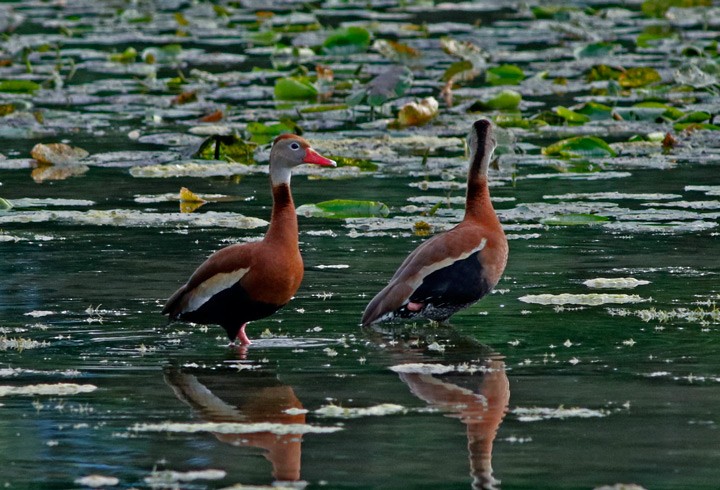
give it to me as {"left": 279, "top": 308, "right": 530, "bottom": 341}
{"left": 265, "top": 183, "right": 298, "bottom": 245}
{"left": 464, "top": 175, "right": 496, "bottom": 225}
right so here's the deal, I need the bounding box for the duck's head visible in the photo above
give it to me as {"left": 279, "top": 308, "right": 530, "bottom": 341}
{"left": 270, "top": 134, "right": 335, "bottom": 167}
{"left": 467, "top": 119, "right": 497, "bottom": 176}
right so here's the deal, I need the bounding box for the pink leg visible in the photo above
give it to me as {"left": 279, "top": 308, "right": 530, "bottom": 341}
{"left": 407, "top": 301, "right": 424, "bottom": 312}
{"left": 236, "top": 323, "right": 252, "bottom": 346}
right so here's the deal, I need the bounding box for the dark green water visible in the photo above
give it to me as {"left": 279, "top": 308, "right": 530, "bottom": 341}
{"left": 2, "top": 1, "right": 720, "bottom": 489}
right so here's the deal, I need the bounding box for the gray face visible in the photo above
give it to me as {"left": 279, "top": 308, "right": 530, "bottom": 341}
{"left": 467, "top": 119, "right": 497, "bottom": 172}
{"left": 269, "top": 137, "right": 308, "bottom": 170}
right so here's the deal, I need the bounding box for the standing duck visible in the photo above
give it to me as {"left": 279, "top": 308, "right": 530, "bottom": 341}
{"left": 163, "top": 134, "right": 336, "bottom": 344}
{"left": 361, "top": 119, "right": 508, "bottom": 326}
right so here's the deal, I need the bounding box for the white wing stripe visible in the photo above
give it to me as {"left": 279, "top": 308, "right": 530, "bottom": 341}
{"left": 406, "top": 238, "right": 487, "bottom": 295}
{"left": 185, "top": 268, "right": 250, "bottom": 313}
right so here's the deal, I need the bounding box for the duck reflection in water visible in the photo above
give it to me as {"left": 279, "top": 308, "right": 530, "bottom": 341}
{"left": 370, "top": 326, "right": 510, "bottom": 490}
{"left": 163, "top": 363, "right": 305, "bottom": 485}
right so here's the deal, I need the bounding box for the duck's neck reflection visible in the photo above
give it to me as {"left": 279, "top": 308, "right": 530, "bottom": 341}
{"left": 373, "top": 327, "right": 510, "bottom": 490}
{"left": 164, "top": 365, "right": 304, "bottom": 483}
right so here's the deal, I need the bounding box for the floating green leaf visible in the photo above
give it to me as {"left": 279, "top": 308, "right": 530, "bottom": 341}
{"left": 296, "top": 199, "right": 389, "bottom": 219}
{"left": 469, "top": 90, "right": 521, "bottom": 111}
{"left": 0, "top": 198, "right": 13, "bottom": 211}
{"left": 331, "top": 156, "right": 378, "bottom": 172}
{"left": 675, "top": 111, "right": 711, "bottom": 124}
{"left": 493, "top": 114, "right": 548, "bottom": 129}
{"left": 247, "top": 30, "right": 282, "bottom": 46}
{"left": 555, "top": 106, "right": 590, "bottom": 125}
{"left": 109, "top": 47, "right": 138, "bottom": 63}
{"left": 541, "top": 214, "right": 610, "bottom": 226}
{"left": 574, "top": 42, "right": 619, "bottom": 59}
{"left": 574, "top": 102, "right": 613, "bottom": 120}
{"left": 0, "top": 80, "right": 40, "bottom": 94}
{"left": 530, "top": 5, "right": 580, "bottom": 19}
{"left": 485, "top": 65, "right": 525, "bottom": 86}
{"left": 246, "top": 121, "right": 295, "bottom": 144}
{"left": 274, "top": 77, "right": 318, "bottom": 101}
{"left": 531, "top": 111, "right": 566, "bottom": 125}
{"left": 632, "top": 102, "right": 684, "bottom": 120}
{"left": 674, "top": 122, "right": 720, "bottom": 132}
{"left": 195, "top": 135, "right": 256, "bottom": 163}
{"left": 636, "top": 25, "right": 676, "bottom": 47}
{"left": 641, "top": 0, "right": 711, "bottom": 18}
{"left": 323, "top": 27, "right": 371, "bottom": 55}
{"left": 542, "top": 136, "right": 617, "bottom": 159}
{"left": 442, "top": 60, "right": 474, "bottom": 83}
{"left": 299, "top": 104, "right": 349, "bottom": 114}
{"left": 618, "top": 67, "right": 661, "bottom": 88}
{"left": 587, "top": 64, "right": 621, "bottom": 82}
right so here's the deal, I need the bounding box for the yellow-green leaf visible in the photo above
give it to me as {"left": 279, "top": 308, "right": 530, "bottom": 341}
{"left": 274, "top": 77, "right": 318, "bottom": 101}
{"left": 542, "top": 136, "right": 617, "bottom": 159}
{"left": 541, "top": 214, "right": 610, "bottom": 226}
{"left": 618, "top": 67, "right": 661, "bottom": 88}
{"left": 0, "top": 80, "right": 40, "bottom": 94}
{"left": 486, "top": 65, "right": 525, "bottom": 86}
{"left": 323, "top": 27, "right": 371, "bottom": 55}
{"left": 296, "top": 199, "right": 389, "bottom": 219}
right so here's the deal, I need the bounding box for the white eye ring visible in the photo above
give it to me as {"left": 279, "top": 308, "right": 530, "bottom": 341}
{"left": 289, "top": 142, "right": 301, "bottom": 150}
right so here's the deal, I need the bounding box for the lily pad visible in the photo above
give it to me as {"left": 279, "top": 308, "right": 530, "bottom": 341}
{"left": 618, "top": 67, "right": 662, "bottom": 89}
{"left": 194, "top": 135, "right": 256, "bottom": 163}
{"left": 541, "top": 214, "right": 610, "bottom": 226}
{"left": 542, "top": 136, "right": 617, "bottom": 159}
{"left": 274, "top": 77, "right": 318, "bottom": 101}
{"left": 518, "top": 293, "right": 651, "bottom": 306}
{"left": 469, "top": 90, "right": 522, "bottom": 111}
{"left": 322, "top": 26, "right": 371, "bottom": 55}
{"left": 485, "top": 65, "right": 525, "bottom": 86}
{"left": 583, "top": 277, "right": 651, "bottom": 289}
{"left": 296, "top": 199, "right": 390, "bottom": 219}
{"left": 246, "top": 120, "right": 295, "bottom": 144}
{"left": 131, "top": 421, "right": 342, "bottom": 435}
{"left": 574, "top": 42, "right": 619, "bottom": 59}
{"left": 555, "top": 106, "right": 590, "bottom": 124}
{"left": 0, "top": 80, "right": 40, "bottom": 94}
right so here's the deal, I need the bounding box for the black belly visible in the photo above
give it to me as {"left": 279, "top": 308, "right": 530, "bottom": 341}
{"left": 402, "top": 252, "right": 491, "bottom": 322}
{"left": 179, "top": 281, "right": 283, "bottom": 340}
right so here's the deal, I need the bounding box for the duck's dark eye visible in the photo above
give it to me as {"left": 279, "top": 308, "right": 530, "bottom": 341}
{"left": 290, "top": 142, "right": 301, "bottom": 150}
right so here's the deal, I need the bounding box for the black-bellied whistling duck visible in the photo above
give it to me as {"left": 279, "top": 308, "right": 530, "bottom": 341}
{"left": 164, "top": 366, "right": 306, "bottom": 482}
{"left": 361, "top": 119, "right": 508, "bottom": 326}
{"left": 162, "top": 134, "right": 336, "bottom": 344}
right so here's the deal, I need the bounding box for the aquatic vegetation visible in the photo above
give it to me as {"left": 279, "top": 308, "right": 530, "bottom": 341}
{"left": 131, "top": 421, "right": 343, "bottom": 435}
{"left": 512, "top": 406, "right": 610, "bottom": 422}
{"left": 314, "top": 403, "right": 406, "bottom": 418}
{"left": 0, "top": 1, "right": 719, "bottom": 488}
{"left": 0, "top": 383, "right": 96, "bottom": 396}
{"left": 583, "top": 278, "right": 651, "bottom": 289}
{"left": 74, "top": 475, "right": 120, "bottom": 488}
{"left": 519, "top": 294, "right": 651, "bottom": 306}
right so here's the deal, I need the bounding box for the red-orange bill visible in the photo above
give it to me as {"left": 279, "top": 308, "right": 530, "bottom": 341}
{"left": 303, "top": 148, "right": 336, "bottom": 167}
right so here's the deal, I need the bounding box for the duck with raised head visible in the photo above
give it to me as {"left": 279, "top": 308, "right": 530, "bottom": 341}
{"left": 163, "top": 134, "right": 336, "bottom": 345}
{"left": 361, "top": 119, "right": 508, "bottom": 326}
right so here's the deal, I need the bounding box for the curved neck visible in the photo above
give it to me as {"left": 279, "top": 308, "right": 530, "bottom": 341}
{"left": 464, "top": 175, "right": 495, "bottom": 223}
{"left": 265, "top": 183, "right": 298, "bottom": 245}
